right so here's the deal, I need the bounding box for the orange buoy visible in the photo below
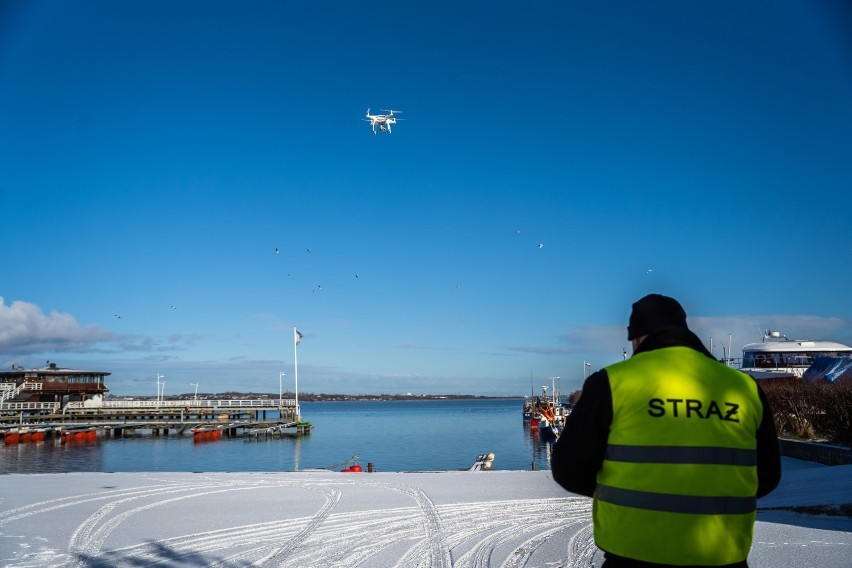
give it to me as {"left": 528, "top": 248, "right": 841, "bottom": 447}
{"left": 349, "top": 464, "right": 363, "bottom": 472}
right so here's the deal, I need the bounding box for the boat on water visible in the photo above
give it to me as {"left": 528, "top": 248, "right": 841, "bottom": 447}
{"left": 738, "top": 330, "right": 852, "bottom": 380}
{"left": 525, "top": 380, "right": 571, "bottom": 439}
{"left": 522, "top": 398, "right": 534, "bottom": 422}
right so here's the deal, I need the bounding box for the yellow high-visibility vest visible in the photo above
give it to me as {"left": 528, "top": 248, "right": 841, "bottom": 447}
{"left": 595, "top": 347, "right": 762, "bottom": 565}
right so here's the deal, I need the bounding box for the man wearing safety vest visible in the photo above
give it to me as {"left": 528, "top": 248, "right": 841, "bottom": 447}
{"left": 552, "top": 294, "right": 781, "bottom": 567}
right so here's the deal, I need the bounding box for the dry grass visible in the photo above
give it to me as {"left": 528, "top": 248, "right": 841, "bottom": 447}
{"left": 761, "top": 380, "right": 852, "bottom": 447}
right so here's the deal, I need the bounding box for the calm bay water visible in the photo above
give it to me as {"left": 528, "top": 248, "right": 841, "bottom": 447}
{"left": 1, "top": 399, "right": 555, "bottom": 474}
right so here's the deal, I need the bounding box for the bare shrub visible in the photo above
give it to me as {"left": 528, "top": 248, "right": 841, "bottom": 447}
{"left": 761, "top": 379, "right": 852, "bottom": 446}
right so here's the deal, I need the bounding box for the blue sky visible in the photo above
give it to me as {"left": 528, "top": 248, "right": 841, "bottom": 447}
{"left": 2, "top": 1, "right": 851, "bottom": 397}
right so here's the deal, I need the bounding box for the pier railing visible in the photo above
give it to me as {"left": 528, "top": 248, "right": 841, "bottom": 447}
{"left": 63, "top": 399, "right": 297, "bottom": 411}
{"left": 0, "top": 402, "right": 61, "bottom": 412}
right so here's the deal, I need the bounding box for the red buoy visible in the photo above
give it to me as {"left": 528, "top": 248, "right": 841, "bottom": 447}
{"left": 349, "top": 464, "right": 363, "bottom": 472}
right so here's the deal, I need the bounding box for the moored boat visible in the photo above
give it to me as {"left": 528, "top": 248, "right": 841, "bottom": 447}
{"left": 522, "top": 398, "right": 533, "bottom": 422}
{"left": 528, "top": 379, "right": 571, "bottom": 439}
{"left": 739, "top": 330, "right": 852, "bottom": 380}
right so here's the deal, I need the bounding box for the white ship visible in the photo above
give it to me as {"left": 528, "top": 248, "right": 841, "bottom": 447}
{"left": 739, "top": 330, "right": 852, "bottom": 380}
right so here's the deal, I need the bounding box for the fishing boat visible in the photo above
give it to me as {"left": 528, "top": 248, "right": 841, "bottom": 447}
{"left": 529, "top": 380, "right": 571, "bottom": 439}
{"left": 522, "top": 397, "right": 534, "bottom": 422}
{"left": 739, "top": 330, "right": 852, "bottom": 380}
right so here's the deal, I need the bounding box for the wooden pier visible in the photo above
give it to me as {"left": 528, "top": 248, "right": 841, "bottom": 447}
{"left": 0, "top": 398, "right": 312, "bottom": 444}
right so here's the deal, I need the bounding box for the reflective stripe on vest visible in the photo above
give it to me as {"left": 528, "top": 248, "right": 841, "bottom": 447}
{"left": 597, "top": 484, "right": 757, "bottom": 515}
{"left": 605, "top": 444, "right": 757, "bottom": 466}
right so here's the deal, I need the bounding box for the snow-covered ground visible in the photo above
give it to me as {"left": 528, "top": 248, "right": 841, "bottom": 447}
{"left": 0, "top": 458, "right": 848, "bottom": 567}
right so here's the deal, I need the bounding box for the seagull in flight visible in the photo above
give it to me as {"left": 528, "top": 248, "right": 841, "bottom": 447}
{"left": 646, "top": 268, "right": 654, "bottom": 274}
{"left": 274, "top": 248, "right": 280, "bottom": 255}
{"left": 538, "top": 243, "right": 544, "bottom": 249}
{"left": 306, "top": 248, "right": 312, "bottom": 253}
{"left": 313, "top": 284, "right": 322, "bottom": 293}
{"left": 170, "top": 305, "right": 176, "bottom": 310}
{"left": 114, "top": 313, "right": 122, "bottom": 319}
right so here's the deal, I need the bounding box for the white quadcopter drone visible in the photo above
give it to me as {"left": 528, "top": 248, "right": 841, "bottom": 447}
{"left": 364, "top": 108, "right": 402, "bottom": 134}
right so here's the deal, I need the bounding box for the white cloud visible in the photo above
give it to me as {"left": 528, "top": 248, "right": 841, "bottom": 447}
{"left": 523, "top": 315, "right": 852, "bottom": 368}
{"left": 689, "top": 315, "right": 852, "bottom": 359}
{"left": 0, "top": 297, "right": 115, "bottom": 356}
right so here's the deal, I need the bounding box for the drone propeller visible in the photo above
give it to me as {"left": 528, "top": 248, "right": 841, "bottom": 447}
{"left": 381, "top": 109, "right": 403, "bottom": 114}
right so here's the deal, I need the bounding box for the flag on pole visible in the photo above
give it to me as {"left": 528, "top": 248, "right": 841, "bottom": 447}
{"left": 295, "top": 329, "right": 303, "bottom": 345}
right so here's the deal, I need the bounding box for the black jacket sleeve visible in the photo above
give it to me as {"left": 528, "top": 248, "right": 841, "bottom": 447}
{"left": 550, "top": 370, "right": 612, "bottom": 497}
{"left": 755, "top": 382, "right": 782, "bottom": 498}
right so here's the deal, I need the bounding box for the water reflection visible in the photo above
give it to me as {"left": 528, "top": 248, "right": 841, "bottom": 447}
{"left": 1, "top": 437, "right": 105, "bottom": 474}
{"left": 523, "top": 419, "right": 554, "bottom": 471}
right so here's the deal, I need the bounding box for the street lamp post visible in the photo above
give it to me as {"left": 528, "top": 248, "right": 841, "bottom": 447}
{"left": 190, "top": 382, "right": 199, "bottom": 402}
{"left": 156, "top": 374, "right": 165, "bottom": 407}
{"left": 279, "top": 371, "right": 285, "bottom": 407}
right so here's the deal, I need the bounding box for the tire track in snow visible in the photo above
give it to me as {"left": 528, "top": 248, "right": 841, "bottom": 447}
{"left": 2, "top": 476, "right": 598, "bottom": 568}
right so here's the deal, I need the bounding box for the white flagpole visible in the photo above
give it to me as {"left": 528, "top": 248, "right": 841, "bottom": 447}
{"left": 293, "top": 326, "right": 300, "bottom": 419}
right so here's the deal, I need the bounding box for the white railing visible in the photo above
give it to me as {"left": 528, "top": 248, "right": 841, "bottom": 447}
{"left": 0, "top": 402, "right": 61, "bottom": 412}
{"left": 0, "top": 382, "right": 43, "bottom": 403}
{"left": 63, "top": 399, "right": 297, "bottom": 411}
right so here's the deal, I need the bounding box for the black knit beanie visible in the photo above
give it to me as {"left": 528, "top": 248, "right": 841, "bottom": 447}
{"left": 627, "top": 294, "right": 688, "bottom": 340}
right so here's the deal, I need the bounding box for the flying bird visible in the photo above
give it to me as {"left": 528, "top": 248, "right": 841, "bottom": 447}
{"left": 114, "top": 313, "right": 121, "bottom": 319}
{"left": 274, "top": 248, "right": 280, "bottom": 254}
{"left": 646, "top": 268, "right": 654, "bottom": 274}
{"left": 538, "top": 243, "right": 544, "bottom": 249}
{"left": 313, "top": 284, "right": 322, "bottom": 293}
{"left": 170, "top": 305, "right": 176, "bottom": 310}
{"left": 355, "top": 273, "right": 359, "bottom": 279}
{"left": 306, "top": 248, "right": 312, "bottom": 253}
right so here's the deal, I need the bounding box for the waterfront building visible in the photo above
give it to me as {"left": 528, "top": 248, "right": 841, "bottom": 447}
{"left": 0, "top": 361, "right": 109, "bottom": 405}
